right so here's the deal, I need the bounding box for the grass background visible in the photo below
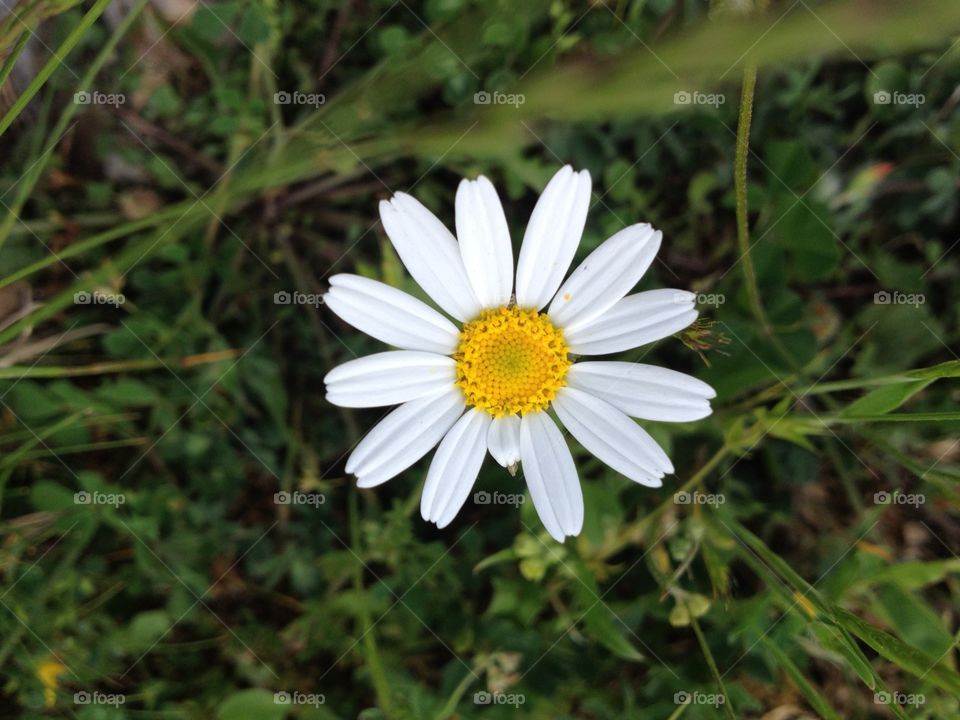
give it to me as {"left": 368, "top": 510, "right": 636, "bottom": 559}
{"left": 1, "top": 0, "right": 960, "bottom": 717}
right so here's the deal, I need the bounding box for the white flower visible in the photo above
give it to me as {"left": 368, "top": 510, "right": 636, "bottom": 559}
{"left": 324, "top": 166, "right": 715, "bottom": 542}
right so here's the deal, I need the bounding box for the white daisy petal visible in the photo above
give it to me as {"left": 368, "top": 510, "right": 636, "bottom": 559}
{"left": 567, "top": 362, "right": 715, "bottom": 422}
{"left": 553, "top": 386, "right": 673, "bottom": 487}
{"left": 347, "top": 387, "right": 465, "bottom": 488}
{"left": 564, "top": 288, "right": 698, "bottom": 356}
{"left": 380, "top": 193, "right": 481, "bottom": 321}
{"left": 519, "top": 411, "right": 583, "bottom": 542}
{"left": 325, "top": 351, "right": 456, "bottom": 408}
{"left": 487, "top": 414, "right": 521, "bottom": 467}
{"left": 515, "top": 166, "right": 592, "bottom": 310}
{"left": 549, "top": 223, "right": 661, "bottom": 330}
{"left": 325, "top": 274, "right": 460, "bottom": 354}
{"left": 456, "top": 176, "right": 513, "bottom": 309}
{"left": 420, "top": 409, "right": 491, "bottom": 528}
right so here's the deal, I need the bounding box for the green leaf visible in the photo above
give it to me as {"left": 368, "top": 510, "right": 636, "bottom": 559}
{"left": 725, "top": 520, "right": 879, "bottom": 693}
{"left": 765, "top": 140, "right": 818, "bottom": 189}
{"left": 835, "top": 608, "right": 960, "bottom": 696}
{"left": 241, "top": 355, "right": 288, "bottom": 430}
{"left": 6, "top": 382, "right": 62, "bottom": 422}
{"left": 910, "top": 360, "right": 960, "bottom": 381}
{"left": 834, "top": 358, "right": 960, "bottom": 417}
{"left": 189, "top": 2, "right": 241, "bottom": 43}
{"left": 840, "top": 379, "right": 931, "bottom": 417}
{"left": 801, "top": 360, "right": 960, "bottom": 395}
{"left": 30, "top": 480, "right": 77, "bottom": 512}
{"left": 236, "top": 2, "right": 271, "bottom": 45}
{"left": 728, "top": 519, "right": 960, "bottom": 696}
{"left": 826, "top": 412, "right": 960, "bottom": 423}
{"left": 570, "top": 559, "right": 645, "bottom": 662}
{"left": 216, "top": 689, "right": 286, "bottom": 720}
{"left": 725, "top": 521, "right": 830, "bottom": 616}
{"left": 860, "top": 559, "right": 960, "bottom": 589}
{"left": 121, "top": 610, "right": 173, "bottom": 652}
{"left": 96, "top": 378, "right": 158, "bottom": 407}
{"left": 809, "top": 622, "right": 877, "bottom": 690}
{"left": 579, "top": 602, "right": 646, "bottom": 662}
{"left": 768, "top": 198, "right": 840, "bottom": 281}
{"left": 702, "top": 541, "right": 731, "bottom": 598}
{"left": 874, "top": 584, "right": 954, "bottom": 659}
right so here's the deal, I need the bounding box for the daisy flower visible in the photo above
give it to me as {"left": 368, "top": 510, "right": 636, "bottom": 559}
{"left": 324, "top": 165, "right": 715, "bottom": 542}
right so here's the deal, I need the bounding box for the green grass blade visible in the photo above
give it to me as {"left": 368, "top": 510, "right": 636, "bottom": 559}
{"left": 0, "top": 0, "right": 112, "bottom": 137}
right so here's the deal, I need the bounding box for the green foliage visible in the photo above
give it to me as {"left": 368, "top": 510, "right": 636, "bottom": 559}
{"left": 1, "top": 0, "right": 959, "bottom": 718}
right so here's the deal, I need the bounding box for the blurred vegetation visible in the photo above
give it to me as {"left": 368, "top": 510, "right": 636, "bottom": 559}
{"left": 1, "top": 0, "right": 960, "bottom": 718}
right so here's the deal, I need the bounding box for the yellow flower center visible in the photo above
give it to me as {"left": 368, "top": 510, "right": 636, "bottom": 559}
{"left": 454, "top": 306, "right": 571, "bottom": 417}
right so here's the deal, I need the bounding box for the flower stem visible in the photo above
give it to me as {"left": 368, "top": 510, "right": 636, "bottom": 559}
{"left": 435, "top": 667, "right": 481, "bottom": 719}
{"left": 637, "top": 444, "right": 731, "bottom": 532}
{"left": 735, "top": 61, "right": 802, "bottom": 375}
{"left": 348, "top": 489, "right": 395, "bottom": 718}
{"left": 689, "top": 610, "right": 737, "bottom": 720}
{"left": 734, "top": 65, "right": 767, "bottom": 335}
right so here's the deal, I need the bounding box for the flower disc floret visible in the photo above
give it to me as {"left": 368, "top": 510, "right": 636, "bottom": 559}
{"left": 454, "top": 306, "right": 571, "bottom": 417}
